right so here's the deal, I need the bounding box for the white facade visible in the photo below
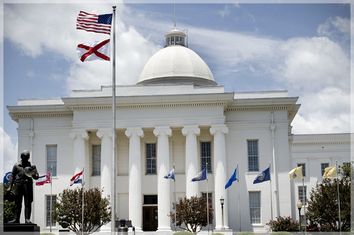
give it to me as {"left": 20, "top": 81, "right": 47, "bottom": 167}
{"left": 7, "top": 29, "right": 350, "bottom": 234}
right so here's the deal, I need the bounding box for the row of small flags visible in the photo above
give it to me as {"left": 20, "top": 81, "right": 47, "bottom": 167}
{"left": 163, "top": 165, "right": 271, "bottom": 189}
{"left": 288, "top": 165, "right": 337, "bottom": 180}
{"left": 2, "top": 165, "right": 338, "bottom": 187}
{"left": 163, "top": 164, "right": 338, "bottom": 189}
{"left": 3, "top": 170, "right": 84, "bottom": 187}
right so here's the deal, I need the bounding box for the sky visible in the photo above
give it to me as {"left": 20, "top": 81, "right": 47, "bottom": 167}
{"left": 1, "top": 1, "right": 352, "bottom": 175}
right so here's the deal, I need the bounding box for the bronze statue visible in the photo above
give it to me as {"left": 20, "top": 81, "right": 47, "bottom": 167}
{"left": 8, "top": 150, "right": 39, "bottom": 224}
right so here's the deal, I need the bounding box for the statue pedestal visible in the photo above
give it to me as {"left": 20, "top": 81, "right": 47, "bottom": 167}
{"left": 4, "top": 223, "right": 40, "bottom": 234}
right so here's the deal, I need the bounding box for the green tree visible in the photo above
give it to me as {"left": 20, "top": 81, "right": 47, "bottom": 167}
{"left": 267, "top": 216, "right": 299, "bottom": 232}
{"left": 55, "top": 187, "right": 111, "bottom": 234}
{"left": 306, "top": 163, "right": 351, "bottom": 231}
{"left": 170, "top": 196, "right": 213, "bottom": 234}
{"left": 2, "top": 183, "right": 16, "bottom": 223}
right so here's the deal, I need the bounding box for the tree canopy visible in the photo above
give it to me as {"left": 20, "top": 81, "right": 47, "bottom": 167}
{"left": 55, "top": 187, "right": 111, "bottom": 234}
{"left": 170, "top": 196, "right": 213, "bottom": 234}
{"left": 306, "top": 163, "right": 351, "bottom": 231}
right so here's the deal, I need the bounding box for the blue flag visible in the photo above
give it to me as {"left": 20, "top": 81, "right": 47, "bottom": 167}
{"left": 3, "top": 172, "right": 12, "bottom": 184}
{"left": 225, "top": 167, "right": 238, "bottom": 189}
{"left": 164, "top": 168, "right": 175, "bottom": 181}
{"left": 253, "top": 167, "right": 271, "bottom": 184}
{"left": 191, "top": 168, "right": 207, "bottom": 182}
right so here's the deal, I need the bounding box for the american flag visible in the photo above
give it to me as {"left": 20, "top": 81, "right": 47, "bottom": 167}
{"left": 76, "top": 11, "right": 112, "bottom": 35}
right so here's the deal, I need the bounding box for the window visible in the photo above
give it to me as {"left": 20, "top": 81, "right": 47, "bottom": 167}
{"left": 46, "top": 145, "right": 57, "bottom": 176}
{"left": 200, "top": 142, "right": 212, "bottom": 173}
{"left": 46, "top": 195, "right": 57, "bottom": 227}
{"left": 248, "top": 140, "right": 259, "bottom": 172}
{"left": 298, "top": 186, "right": 307, "bottom": 204}
{"left": 146, "top": 143, "right": 156, "bottom": 174}
{"left": 249, "top": 191, "right": 261, "bottom": 224}
{"left": 92, "top": 145, "right": 101, "bottom": 176}
{"left": 321, "top": 163, "right": 329, "bottom": 176}
{"left": 297, "top": 163, "right": 306, "bottom": 177}
{"left": 144, "top": 195, "right": 158, "bottom": 205}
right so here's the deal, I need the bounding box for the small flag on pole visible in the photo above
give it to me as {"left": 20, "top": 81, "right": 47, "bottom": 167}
{"left": 225, "top": 167, "right": 239, "bottom": 189}
{"left": 164, "top": 168, "right": 175, "bottom": 181}
{"left": 70, "top": 169, "right": 84, "bottom": 186}
{"left": 191, "top": 168, "right": 207, "bottom": 182}
{"left": 3, "top": 172, "right": 12, "bottom": 184}
{"left": 253, "top": 167, "right": 271, "bottom": 184}
{"left": 288, "top": 166, "right": 303, "bottom": 180}
{"left": 36, "top": 171, "right": 52, "bottom": 186}
{"left": 76, "top": 11, "right": 112, "bottom": 35}
{"left": 323, "top": 166, "right": 337, "bottom": 178}
{"left": 77, "top": 39, "right": 110, "bottom": 62}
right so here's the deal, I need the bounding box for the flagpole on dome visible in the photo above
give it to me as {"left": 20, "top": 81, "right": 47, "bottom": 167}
{"left": 111, "top": 5, "right": 117, "bottom": 235}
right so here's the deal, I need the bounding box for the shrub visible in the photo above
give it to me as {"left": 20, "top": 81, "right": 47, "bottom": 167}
{"left": 267, "top": 216, "right": 300, "bottom": 232}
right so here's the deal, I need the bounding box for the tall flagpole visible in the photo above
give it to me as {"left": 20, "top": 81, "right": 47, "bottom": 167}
{"left": 173, "top": 165, "right": 177, "bottom": 231}
{"left": 49, "top": 169, "right": 53, "bottom": 233}
{"left": 206, "top": 162, "right": 209, "bottom": 235}
{"left": 270, "top": 112, "right": 280, "bottom": 217}
{"left": 269, "top": 163, "right": 273, "bottom": 221}
{"left": 111, "top": 6, "right": 117, "bottom": 235}
{"left": 236, "top": 164, "right": 241, "bottom": 232}
{"left": 82, "top": 169, "right": 85, "bottom": 235}
{"left": 302, "top": 177, "right": 306, "bottom": 234}
{"left": 336, "top": 161, "right": 342, "bottom": 233}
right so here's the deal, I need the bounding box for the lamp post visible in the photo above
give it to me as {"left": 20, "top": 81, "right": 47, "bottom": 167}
{"left": 297, "top": 200, "right": 302, "bottom": 232}
{"left": 220, "top": 197, "right": 225, "bottom": 229}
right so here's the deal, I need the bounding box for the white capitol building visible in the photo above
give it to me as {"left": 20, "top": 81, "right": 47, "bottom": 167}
{"left": 8, "top": 28, "right": 350, "bottom": 234}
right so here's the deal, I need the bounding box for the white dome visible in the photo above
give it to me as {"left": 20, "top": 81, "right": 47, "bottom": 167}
{"left": 137, "top": 45, "right": 216, "bottom": 86}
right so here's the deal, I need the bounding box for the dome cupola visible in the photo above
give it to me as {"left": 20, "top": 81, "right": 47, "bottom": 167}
{"left": 165, "top": 28, "right": 187, "bottom": 47}
{"left": 137, "top": 28, "right": 216, "bottom": 86}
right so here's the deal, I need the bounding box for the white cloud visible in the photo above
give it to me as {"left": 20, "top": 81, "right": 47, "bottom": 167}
{"left": 317, "top": 16, "right": 350, "bottom": 37}
{"left": 5, "top": 4, "right": 159, "bottom": 91}
{"left": 0, "top": 127, "right": 18, "bottom": 178}
{"left": 274, "top": 36, "right": 350, "bottom": 92}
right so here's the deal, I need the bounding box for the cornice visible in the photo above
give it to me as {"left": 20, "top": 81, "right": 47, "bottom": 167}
{"left": 66, "top": 102, "right": 228, "bottom": 111}
{"left": 291, "top": 133, "right": 351, "bottom": 145}
{"left": 62, "top": 93, "right": 234, "bottom": 110}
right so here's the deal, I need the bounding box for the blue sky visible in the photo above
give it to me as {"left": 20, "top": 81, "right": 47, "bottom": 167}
{"left": 1, "top": 2, "right": 352, "bottom": 173}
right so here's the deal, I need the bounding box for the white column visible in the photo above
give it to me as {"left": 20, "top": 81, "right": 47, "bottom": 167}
{"left": 96, "top": 129, "right": 112, "bottom": 198}
{"left": 182, "top": 125, "right": 200, "bottom": 198}
{"left": 96, "top": 129, "right": 113, "bottom": 232}
{"left": 210, "top": 125, "right": 229, "bottom": 230}
{"left": 125, "top": 127, "right": 144, "bottom": 232}
{"left": 153, "top": 126, "right": 172, "bottom": 232}
{"left": 70, "top": 130, "right": 89, "bottom": 182}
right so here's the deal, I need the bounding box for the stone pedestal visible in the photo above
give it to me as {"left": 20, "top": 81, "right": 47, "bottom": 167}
{"left": 4, "top": 223, "right": 40, "bottom": 235}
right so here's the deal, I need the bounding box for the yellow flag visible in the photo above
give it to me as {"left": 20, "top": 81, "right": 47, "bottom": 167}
{"left": 323, "top": 166, "right": 337, "bottom": 178}
{"left": 288, "top": 166, "right": 303, "bottom": 180}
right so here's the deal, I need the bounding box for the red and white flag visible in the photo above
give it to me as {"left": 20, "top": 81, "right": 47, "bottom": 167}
{"left": 76, "top": 11, "right": 112, "bottom": 35}
{"left": 70, "top": 169, "right": 84, "bottom": 186}
{"left": 77, "top": 39, "right": 110, "bottom": 62}
{"left": 35, "top": 171, "right": 51, "bottom": 186}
